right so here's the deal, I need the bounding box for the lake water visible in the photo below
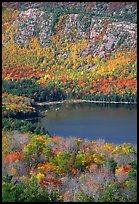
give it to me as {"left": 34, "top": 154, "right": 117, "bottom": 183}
{"left": 39, "top": 103, "right": 137, "bottom": 145}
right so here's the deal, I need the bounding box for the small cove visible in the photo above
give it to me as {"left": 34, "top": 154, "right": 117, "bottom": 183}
{"left": 37, "top": 102, "right": 137, "bottom": 145}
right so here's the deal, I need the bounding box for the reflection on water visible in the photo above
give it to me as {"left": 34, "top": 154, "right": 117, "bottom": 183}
{"left": 39, "top": 103, "right": 137, "bottom": 145}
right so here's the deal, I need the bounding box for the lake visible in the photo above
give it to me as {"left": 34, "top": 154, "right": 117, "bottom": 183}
{"left": 38, "top": 102, "right": 137, "bottom": 145}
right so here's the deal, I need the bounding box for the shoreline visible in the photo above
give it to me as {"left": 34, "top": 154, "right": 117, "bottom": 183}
{"left": 35, "top": 99, "right": 137, "bottom": 106}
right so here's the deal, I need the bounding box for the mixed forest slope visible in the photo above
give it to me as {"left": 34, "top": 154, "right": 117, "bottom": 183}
{"left": 2, "top": 2, "right": 137, "bottom": 103}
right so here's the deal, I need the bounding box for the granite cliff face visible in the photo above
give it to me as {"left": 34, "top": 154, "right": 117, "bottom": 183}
{"left": 2, "top": 2, "right": 137, "bottom": 105}
{"left": 2, "top": 2, "right": 137, "bottom": 59}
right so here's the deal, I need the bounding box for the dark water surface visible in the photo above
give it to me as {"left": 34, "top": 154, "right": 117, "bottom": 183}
{"left": 39, "top": 103, "right": 137, "bottom": 145}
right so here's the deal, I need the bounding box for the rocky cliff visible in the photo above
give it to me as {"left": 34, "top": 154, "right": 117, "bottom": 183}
{"left": 2, "top": 2, "right": 137, "bottom": 104}
{"left": 2, "top": 2, "right": 137, "bottom": 59}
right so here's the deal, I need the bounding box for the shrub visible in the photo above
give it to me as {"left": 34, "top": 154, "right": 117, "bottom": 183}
{"left": 2, "top": 174, "right": 62, "bottom": 202}
{"left": 107, "top": 157, "right": 117, "bottom": 174}
{"left": 99, "top": 182, "right": 122, "bottom": 202}
{"left": 76, "top": 191, "right": 95, "bottom": 202}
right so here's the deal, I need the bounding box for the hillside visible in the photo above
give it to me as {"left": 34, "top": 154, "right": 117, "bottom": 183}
{"left": 2, "top": 2, "right": 137, "bottom": 103}
{"left": 2, "top": 2, "right": 137, "bottom": 52}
